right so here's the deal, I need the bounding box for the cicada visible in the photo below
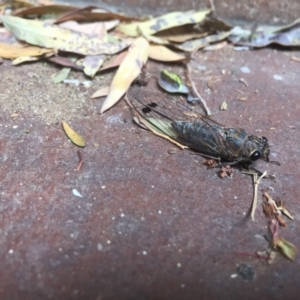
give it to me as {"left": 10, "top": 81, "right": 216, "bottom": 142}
{"left": 127, "top": 89, "right": 272, "bottom": 171}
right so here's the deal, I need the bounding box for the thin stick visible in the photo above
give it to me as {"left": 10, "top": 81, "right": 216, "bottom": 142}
{"left": 186, "top": 64, "right": 212, "bottom": 116}
{"left": 76, "top": 150, "right": 83, "bottom": 171}
{"left": 291, "top": 56, "right": 300, "bottom": 62}
{"left": 251, "top": 171, "right": 267, "bottom": 220}
{"left": 209, "top": 0, "right": 216, "bottom": 12}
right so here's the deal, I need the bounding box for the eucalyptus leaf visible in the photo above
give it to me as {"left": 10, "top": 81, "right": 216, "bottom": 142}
{"left": 158, "top": 69, "right": 189, "bottom": 94}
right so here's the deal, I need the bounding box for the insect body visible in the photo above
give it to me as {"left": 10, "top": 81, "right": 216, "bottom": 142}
{"left": 128, "top": 89, "right": 270, "bottom": 168}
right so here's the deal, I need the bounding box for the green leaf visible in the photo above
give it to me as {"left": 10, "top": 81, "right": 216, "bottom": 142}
{"left": 52, "top": 67, "right": 71, "bottom": 84}
{"left": 158, "top": 69, "right": 189, "bottom": 94}
{"left": 275, "top": 237, "right": 297, "bottom": 261}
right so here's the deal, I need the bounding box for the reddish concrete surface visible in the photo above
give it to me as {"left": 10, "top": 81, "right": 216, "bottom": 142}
{"left": 1, "top": 2, "right": 300, "bottom": 300}
{"left": 1, "top": 44, "right": 300, "bottom": 300}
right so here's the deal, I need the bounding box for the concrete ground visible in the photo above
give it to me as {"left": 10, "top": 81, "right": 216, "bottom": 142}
{"left": 1, "top": 1, "right": 300, "bottom": 299}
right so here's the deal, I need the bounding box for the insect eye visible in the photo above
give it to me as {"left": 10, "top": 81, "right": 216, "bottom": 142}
{"left": 250, "top": 150, "right": 261, "bottom": 161}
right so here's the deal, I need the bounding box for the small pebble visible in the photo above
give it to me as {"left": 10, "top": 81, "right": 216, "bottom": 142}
{"left": 72, "top": 189, "right": 83, "bottom": 198}
{"left": 273, "top": 74, "right": 283, "bottom": 81}
{"left": 240, "top": 66, "right": 251, "bottom": 73}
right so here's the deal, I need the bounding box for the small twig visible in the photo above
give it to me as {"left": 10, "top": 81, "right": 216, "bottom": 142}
{"left": 239, "top": 78, "right": 249, "bottom": 87}
{"left": 186, "top": 64, "right": 212, "bottom": 116}
{"left": 209, "top": 0, "right": 216, "bottom": 12}
{"left": 251, "top": 171, "right": 267, "bottom": 220}
{"left": 291, "top": 56, "right": 300, "bottom": 62}
{"left": 76, "top": 150, "right": 83, "bottom": 171}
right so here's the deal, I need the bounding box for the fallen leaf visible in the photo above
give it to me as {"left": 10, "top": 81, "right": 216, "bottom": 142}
{"left": 62, "top": 121, "right": 86, "bottom": 147}
{"left": 155, "top": 24, "right": 208, "bottom": 42}
{"left": 100, "top": 37, "right": 149, "bottom": 113}
{"left": 97, "top": 50, "right": 127, "bottom": 72}
{"left": 174, "top": 31, "right": 231, "bottom": 52}
{"left": 54, "top": 5, "right": 138, "bottom": 24}
{"left": 118, "top": 9, "right": 211, "bottom": 37}
{"left": 275, "top": 237, "right": 297, "bottom": 261}
{"left": 158, "top": 69, "right": 189, "bottom": 94}
{"left": 0, "top": 0, "right": 34, "bottom": 15}
{"left": 142, "top": 33, "right": 169, "bottom": 45}
{"left": 47, "top": 55, "right": 82, "bottom": 70}
{"left": 220, "top": 101, "right": 227, "bottom": 110}
{"left": 12, "top": 51, "right": 54, "bottom": 65}
{"left": 0, "top": 42, "right": 54, "bottom": 59}
{"left": 59, "top": 20, "right": 119, "bottom": 35}
{"left": 82, "top": 54, "right": 106, "bottom": 77}
{"left": 91, "top": 86, "right": 110, "bottom": 98}
{"left": 230, "top": 18, "right": 300, "bottom": 47}
{"left": 149, "top": 45, "right": 186, "bottom": 62}
{"left": 13, "top": 4, "right": 78, "bottom": 18}
{"left": 204, "top": 41, "right": 228, "bottom": 51}
{"left": 52, "top": 67, "right": 71, "bottom": 84}
{"left": 1, "top": 15, "right": 133, "bottom": 56}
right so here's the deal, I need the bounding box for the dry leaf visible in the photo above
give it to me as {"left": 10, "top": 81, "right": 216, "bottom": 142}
{"left": 100, "top": 37, "right": 149, "bottom": 113}
{"left": 82, "top": 55, "right": 106, "bottom": 77}
{"left": 0, "top": 0, "right": 34, "bottom": 15}
{"left": 59, "top": 21, "right": 106, "bottom": 40}
{"left": 62, "top": 121, "right": 86, "bottom": 147}
{"left": 220, "top": 101, "right": 227, "bottom": 110}
{"left": 118, "top": 10, "right": 210, "bottom": 37}
{"left": 91, "top": 86, "right": 110, "bottom": 98}
{"left": 149, "top": 45, "right": 185, "bottom": 62}
{"left": 59, "top": 20, "right": 119, "bottom": 35}
{"left": 275, "top": 237, "right": 297, "bottom": 261}
{"left": 47, "top": 55, "right": 82, "bottom": 70}
{"left": 54, "top": 5, "right": 137, "bottom": 24}
{"left": 174, "top": 31, "right": 231, "bottom": 52}
{"left": 1, "top": 15, "right": 133, "bottom": 56}
{"left": 97, "top": 50, "right": 127, "bottom": 72}
{"left": 13, "top": 4, "right": 78, "bottom": 18}
{"left": 12, "top": 51, "right": 54, "bottom": 65}
{"left": 142, "top": 34, "right": 169, "bottom": 45}
{"left": 0, "top": 42, "right": 54, "bottom": 59}
{"left": 155, "top": 25, "right": 207, "bottom": 42}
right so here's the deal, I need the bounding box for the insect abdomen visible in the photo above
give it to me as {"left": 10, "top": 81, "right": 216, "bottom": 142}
{"left": 171, "top": 121, "right": 224, "bottom": 156}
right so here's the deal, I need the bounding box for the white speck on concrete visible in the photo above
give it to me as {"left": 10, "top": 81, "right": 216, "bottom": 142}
{"left": 142, "top": 251, "right": 147, "bottom": 255}
{"left": 72, "top": 189, "right": 82, "bottom": 198}
{"left": 230, "top": 274, "right": 238, "bottom": 279}
{"left": 8, "top": 249, "right": 13, "bottom": 254}
{"left": 240, "top": 66, "right": 251, "bottom": 73}
{"left": 97, "top": 243, "right": 103, "bottom": 251}
{"left": 273, "top": 74, "right": 283, "bottom": 81}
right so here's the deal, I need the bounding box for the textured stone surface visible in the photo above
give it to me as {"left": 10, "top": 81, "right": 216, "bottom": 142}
{"left": 1, "top": 1, "right": 300, "bottom": 299}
